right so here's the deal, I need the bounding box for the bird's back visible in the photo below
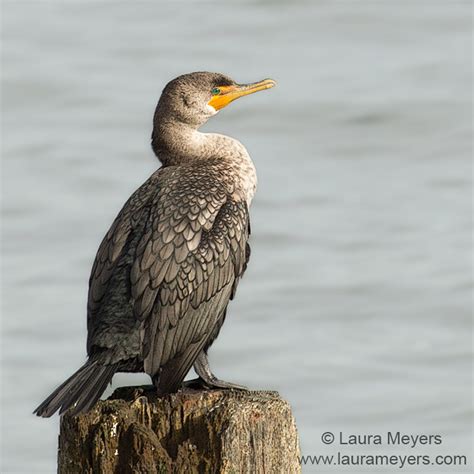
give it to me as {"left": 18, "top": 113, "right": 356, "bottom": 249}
{"left": 86, "top": 161, "right": 251, "bottom": 391}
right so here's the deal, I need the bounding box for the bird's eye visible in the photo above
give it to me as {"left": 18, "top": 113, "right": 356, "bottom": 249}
{"left": 211, "top": 87, "right": 221, "bottom": 96}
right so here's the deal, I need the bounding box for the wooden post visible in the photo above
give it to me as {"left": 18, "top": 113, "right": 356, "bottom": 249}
{"left": 58, "top": 386, "right": 301, "bottom": 473}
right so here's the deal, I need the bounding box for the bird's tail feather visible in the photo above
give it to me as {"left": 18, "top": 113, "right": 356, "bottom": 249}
{"left": 33, "top": 359, "right": 118, "bottom": 418}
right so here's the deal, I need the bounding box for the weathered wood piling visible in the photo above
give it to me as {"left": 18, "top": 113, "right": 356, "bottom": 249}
{"left": 58, "top": 386, "right": 301, "bottom": 473}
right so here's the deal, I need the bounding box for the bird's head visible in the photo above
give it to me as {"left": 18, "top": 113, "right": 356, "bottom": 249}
{"left": 154, "top": 71, "right": 276, "bottom": 128}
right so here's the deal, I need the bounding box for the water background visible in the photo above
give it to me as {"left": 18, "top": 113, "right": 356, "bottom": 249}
{"left": 2, "top": 1, "right": 472, "bottom": 472}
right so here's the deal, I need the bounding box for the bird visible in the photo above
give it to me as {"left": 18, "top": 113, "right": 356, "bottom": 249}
{"left": 34, "top": 71, "right": 276, "bottom": 417}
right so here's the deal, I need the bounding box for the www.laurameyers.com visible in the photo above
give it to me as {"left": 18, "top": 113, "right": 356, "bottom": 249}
{"left": 298, "top": 432, "right": 470, "bottom": 469}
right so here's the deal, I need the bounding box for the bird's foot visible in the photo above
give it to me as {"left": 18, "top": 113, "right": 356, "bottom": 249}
{"left": 182, "top": 376, "right": 247, "bottom": 391}
{"left": 182, "top": 377, "right": 206, "bottom": 390}
{"left": 187, "top": 351, "right": 248, "bottom": 391}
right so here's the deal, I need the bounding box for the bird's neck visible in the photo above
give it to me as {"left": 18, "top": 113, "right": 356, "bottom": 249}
{"left": 152, "top": 121, "right": 241, "bottom": 163}
{"left": 152, "top": 121, "right": 257, "bottom": 205}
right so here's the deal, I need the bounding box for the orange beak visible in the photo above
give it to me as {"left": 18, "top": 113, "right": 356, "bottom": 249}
{"left": 208, "top": 78, "right": 276, "bottom": 111}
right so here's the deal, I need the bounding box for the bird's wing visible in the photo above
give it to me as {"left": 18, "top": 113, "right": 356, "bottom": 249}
{"left": 131, "top": 164, "right": 250, "bottom": 390}
{"left": 87, "top": 172, "right": 160, "bottom": 353}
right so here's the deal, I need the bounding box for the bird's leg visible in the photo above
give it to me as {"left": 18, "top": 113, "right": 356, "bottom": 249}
{"left": 183, "top": 351, "right": 247, "bottom": 391}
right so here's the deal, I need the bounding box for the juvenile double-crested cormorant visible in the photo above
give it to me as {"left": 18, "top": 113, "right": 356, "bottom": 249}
{"left": 34, "top": 72, "right": 276, "bottom": 417}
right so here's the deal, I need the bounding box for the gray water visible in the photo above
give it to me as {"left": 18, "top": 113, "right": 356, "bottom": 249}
{"left": 2, "top": 2, "right": 472, "bottom": 473}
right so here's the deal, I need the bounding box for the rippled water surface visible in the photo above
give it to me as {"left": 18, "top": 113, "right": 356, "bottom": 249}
{"left": 2, "top": 2, "right": 472, "bottom": 472}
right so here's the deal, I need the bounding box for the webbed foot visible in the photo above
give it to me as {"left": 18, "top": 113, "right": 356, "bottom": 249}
{"left": 182, "top": 351, "right": 247, "bottom": 391}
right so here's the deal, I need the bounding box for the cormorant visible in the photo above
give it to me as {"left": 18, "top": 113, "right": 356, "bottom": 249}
{"left": 34, "top": 72, "right": 276, "bottom": 417}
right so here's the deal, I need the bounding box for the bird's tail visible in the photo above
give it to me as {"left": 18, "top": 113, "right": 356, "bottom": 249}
{"left": 33, "top": 358, "right": 118, "bottom": 417}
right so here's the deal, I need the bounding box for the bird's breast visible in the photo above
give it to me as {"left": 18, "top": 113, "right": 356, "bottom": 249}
{"left": 199, "top": 132, "right": 257, "bottom": 206}
{"left": 226, "top": 151, "right": 257, "bottom": 207}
